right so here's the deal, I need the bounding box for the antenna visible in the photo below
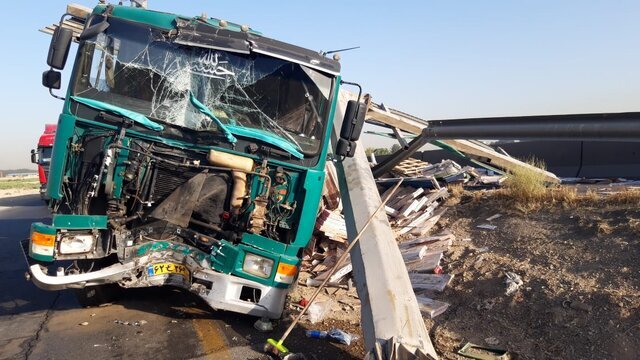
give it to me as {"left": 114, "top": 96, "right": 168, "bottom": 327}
{"left": 320, "top": 46, "right": 360, "bottom": 56}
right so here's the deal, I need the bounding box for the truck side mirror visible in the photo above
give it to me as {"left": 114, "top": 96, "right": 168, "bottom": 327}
{"left": 42, "top": 70, "right": 62, "bottom": 89}
{"left": 31, "top": 149, "right": 39, "bottom": 164}
{"left": 47, "top": 27, "right": 73, "bottom": 70}
{"left": 335, "top": 100, "right": 367, "bottom": 157}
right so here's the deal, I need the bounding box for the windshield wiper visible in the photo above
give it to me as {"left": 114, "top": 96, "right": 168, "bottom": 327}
{"left": 189, "top": 92, "right": 238, "bottom": 144}
{"left": 189, "top": 93, "right": 304, "bottom": 159}
{"left": 71, "top": 96, "right": 164, "bottom": 131}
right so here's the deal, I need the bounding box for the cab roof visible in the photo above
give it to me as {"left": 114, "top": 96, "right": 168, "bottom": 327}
{"left": 93, "top": 4, "right": 341, "bottom": 75}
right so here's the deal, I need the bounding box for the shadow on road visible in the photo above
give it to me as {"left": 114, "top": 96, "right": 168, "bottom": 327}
{"left": 0, "top": 194, "right": 359, "bottom": 358}
{"left": 112, "top": 286, "right": 361, "bottom": 359}
{"left": 0, "top": 193, "right": 44, "bottom": 207}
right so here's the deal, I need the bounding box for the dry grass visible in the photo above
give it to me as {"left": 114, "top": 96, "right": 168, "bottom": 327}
{"left": 597, "top": 220, "right": 613, "bottom": 235}
{"left": 446, "top": 183, "right": 464, "bottom": 205}
{"left": 503, "top": 158, "right": 548, "bottom": 204}
{"left": 0, "top": 177, "right": 39, "bottom": 190}
{"left": 487, "top": 158, "right": 640, "bottom": 212}
{"left": 604, "top": 188, "right": 640, "bottom": 206}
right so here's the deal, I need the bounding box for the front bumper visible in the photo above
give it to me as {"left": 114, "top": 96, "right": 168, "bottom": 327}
{"left": 27, "top": 258, "right": 287, "bottom": 319}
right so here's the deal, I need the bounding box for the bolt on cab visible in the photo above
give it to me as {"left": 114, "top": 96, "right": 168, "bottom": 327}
{"left": 28, "top": 4, "right": 365, "bottom": 318}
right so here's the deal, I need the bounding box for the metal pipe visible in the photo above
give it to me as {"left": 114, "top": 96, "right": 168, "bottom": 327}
{"left": 421, "top": 112, "right": 640, "bottom": 141}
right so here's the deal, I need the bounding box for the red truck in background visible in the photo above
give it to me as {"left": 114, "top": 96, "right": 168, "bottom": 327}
{"left": 30, "top": 124, "right": 56, "bottom": 202}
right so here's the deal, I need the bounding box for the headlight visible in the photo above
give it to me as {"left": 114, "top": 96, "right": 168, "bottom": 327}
{"left": 59, "top": 234, "right": 96, "bottom": 254}
{"left": 242, "top": 253, "right": 274, "bottom": 279}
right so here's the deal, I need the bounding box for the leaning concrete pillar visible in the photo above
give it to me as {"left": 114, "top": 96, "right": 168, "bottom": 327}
{"left": 331, "top": 90, "right": 438, "bottom": 359}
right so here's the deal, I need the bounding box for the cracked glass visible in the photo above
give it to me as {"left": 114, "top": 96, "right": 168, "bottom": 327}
{"left": 73, "top": 18, "right": 333, "bottom": 155}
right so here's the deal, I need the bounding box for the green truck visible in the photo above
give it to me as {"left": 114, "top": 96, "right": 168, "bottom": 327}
{"left": 27, "top": 3, "right": 365, "bottom": 319}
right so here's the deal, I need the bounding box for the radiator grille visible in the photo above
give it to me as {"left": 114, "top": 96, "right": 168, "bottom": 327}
{"left": 151, "top": 163, "right": 200, "bottom": 203}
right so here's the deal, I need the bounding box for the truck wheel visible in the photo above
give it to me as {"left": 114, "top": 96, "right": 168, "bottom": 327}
{"left": 74, "top": 284, "right": 121, "bottom": 307}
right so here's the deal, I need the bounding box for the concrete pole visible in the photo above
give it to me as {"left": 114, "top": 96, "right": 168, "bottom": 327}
{"left": 331, "top": 91, "right": 438, "bottom": 359}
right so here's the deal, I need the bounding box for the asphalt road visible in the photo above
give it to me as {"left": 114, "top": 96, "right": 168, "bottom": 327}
{"left": 0, "top": 194, "right": 357, "bottom": 360}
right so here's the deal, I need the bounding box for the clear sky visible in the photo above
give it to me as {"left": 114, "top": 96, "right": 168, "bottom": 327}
{"left": 1, "top": 1, "right": 639, "bottom": 169}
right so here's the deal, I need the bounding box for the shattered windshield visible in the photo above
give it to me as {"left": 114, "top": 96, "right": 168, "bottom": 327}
{"left": 73, "top": 18, "right": 334, "bottom": 155}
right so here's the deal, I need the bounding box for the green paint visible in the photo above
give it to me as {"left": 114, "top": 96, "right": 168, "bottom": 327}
{"left": 241, "top": 233, "right": 287, "bottom": 254}
{"left": 71, "top": 96, "right": 163, "bottom": 131}
{"left": 289, "top": 169, "right": 325, "bottom": 253}
{"left": 30, "top": 253, "right": 54, "bottom": 262}
{"left": 53, "top": 215, "right": 108, "bottom": 229}
{"left": 225, "top": 125, "right": 304, "bottom": 159}
{"left": 31, "top": 222, "right": 56, "bottom": 235}
{"left": 95, "top": 5, "right": 178, "bottom": 30}
{"left": 46, "top": 114, "right": 76, "bottom": 200}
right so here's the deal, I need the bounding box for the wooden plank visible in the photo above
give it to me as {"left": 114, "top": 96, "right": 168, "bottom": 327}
{"left": 405, "top": 251, "right": 442, "bottom": 273}
{"left": 401, "top": 245, "right": 427, "bottom": 263}
{"left": 385, "top": 206, "right": 398, "bottom": 217}
{"left": 443, "top": 139, "right": 560, "bottom": 184}
{"left": 399, "top": 233, "right": 455, "bottom": 248}
{"left": 409, "top": 207, "right": 447, "bottom": 236}
{"left": 398, "top": 210, "right": 434, "bottom": 235}
{"left": 415, "top": 296, "right": 450, "bottom": 318}
{"left": 67, "top": 3, "right": 92, "bottom": 18}
{"left": 409, "top": 274, "right": 454, "bottom": 292}
{"left": 400, "top": 237, "right": 453, "bottom": 253}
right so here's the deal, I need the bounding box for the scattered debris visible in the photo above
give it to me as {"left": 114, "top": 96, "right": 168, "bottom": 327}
{"left": 458, "top": 342, "right": 510, "bottom": 360}
{"left": 486, "top": 214, "right": 502, "bottom": 221}
{"left": 477, "top": 224, "right": 497, "bottom": 230}
{"left": 484, "top": 337, "right": 500, "bottom": 345}
{"left": 300, "top": 157, "right": 515, "bottom": 324}
{"left": 307, "top": 300, "right": 333, "bottom": 324}
{"left": 254, "top": 317, "right": 274, "bottom": 332}
{"left": 305, "top": 328, "right": 358, "bottom": 346}
{"left": 505, "top": 272, "right": 523, "bottom": 296}
{"left": 114, "top": 319, "right": 148, "bottom": 327}
{"left": 564, "top": 300, "right": 593, "bottom": 313}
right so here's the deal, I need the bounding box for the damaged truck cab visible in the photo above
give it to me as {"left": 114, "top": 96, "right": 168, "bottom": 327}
{"left": 28, "top": 4, "right": 364, "bottom": 318}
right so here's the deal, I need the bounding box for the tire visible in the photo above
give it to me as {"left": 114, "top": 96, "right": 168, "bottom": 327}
{"left": 74, "top": 284, "right": 121, "bottom": 307}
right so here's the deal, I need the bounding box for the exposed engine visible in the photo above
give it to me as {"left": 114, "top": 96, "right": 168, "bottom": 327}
{"left": 53, "top": 129, "right": 299, "bottom": 261}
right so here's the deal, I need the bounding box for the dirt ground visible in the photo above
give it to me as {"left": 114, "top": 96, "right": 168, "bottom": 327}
{"left": 290, "top": 189, "right": 640, "bottom": 359}
{"left": 0, "top": 188, "right": 39, "bottom": 199}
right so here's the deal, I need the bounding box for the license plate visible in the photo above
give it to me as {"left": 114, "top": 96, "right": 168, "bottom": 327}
{"left": 147, "top": 263, "right": 190, "bottom": 279}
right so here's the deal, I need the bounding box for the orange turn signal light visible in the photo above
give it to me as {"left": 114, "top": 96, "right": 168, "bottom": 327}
{"left": 32, "top": 232, "right": 55, "bottom": 247}
{"left": 276, "top": 263, "right": 298, "bottom": 277}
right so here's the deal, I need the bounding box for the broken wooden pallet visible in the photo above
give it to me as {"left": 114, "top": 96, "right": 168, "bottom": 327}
{"left": 393, "top": 158, "right": 432, "bottom": 177}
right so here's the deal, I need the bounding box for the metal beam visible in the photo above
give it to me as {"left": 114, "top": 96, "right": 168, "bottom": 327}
{"left": 332, "top": 91, "right": 437, "bottom": 359}
{"left": 366, "top": 102, "right": 561, "bottom": 183}
{"left": 418, "top": 112, "right": 640, "bottom": 141}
